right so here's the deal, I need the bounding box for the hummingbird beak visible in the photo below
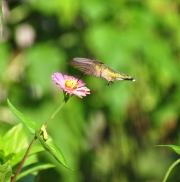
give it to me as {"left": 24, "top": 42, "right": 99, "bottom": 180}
{"left": 77, "top": 73, "right": 85, "bottom": 82}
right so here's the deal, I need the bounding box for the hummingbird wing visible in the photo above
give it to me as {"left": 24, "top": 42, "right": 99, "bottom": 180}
{"left": 67, "top": 58, "right": 102, "bottom": 77}
{"left": 67, "top": 57, "right": 136, "bottom": 83}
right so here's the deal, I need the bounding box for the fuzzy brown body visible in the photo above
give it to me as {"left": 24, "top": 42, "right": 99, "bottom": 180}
{"left": 67, "top": 58, "right": 135, "bottom": 84}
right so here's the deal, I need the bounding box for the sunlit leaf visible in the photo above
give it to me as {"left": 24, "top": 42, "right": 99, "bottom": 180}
{"left": 35, "top": 133, "right": 72, "bottom": 170}
{"left": 0, "top": 161, "right": 12, "bottom": 182}
{"left": 3, "top": 124, "right": 29, "bottom": 155}
{"left": 155, "top": 145, "right": 180, "bottom": 155}
{"left": 7, "top": 99, "right": 41, "bottom": 135}
{"left": 0, "top": 135, "right": 4, "bottom": 152}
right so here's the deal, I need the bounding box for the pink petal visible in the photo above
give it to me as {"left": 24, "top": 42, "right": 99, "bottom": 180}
{"left": 52, "top": 73, "right": 65, "bottom": 89}
{"left": 52, "top": 72, "right": 90, "bottom": 98}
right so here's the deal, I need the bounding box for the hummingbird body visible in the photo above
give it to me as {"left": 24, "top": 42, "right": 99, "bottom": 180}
{"left": 67, "top": 58, "right": 135, "bottom": 85}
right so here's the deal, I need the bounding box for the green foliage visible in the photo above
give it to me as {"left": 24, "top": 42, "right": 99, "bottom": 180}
{"left": 156, "top": 145, "right": 180, "bottom": 181}
{"left": 0, "top": 124, "right": 29, "bottom": 165}
{"left": 7, "top": 99, "right": 71, "bottom": 179}
{"left": 16, "top": 163, "right": 55, "bottom": 181}
{"left": 0, "top": 0, "right": 3, "bottom": 38}
{"left": 1, "top": 0, "right": 180, "bottom": 182}
{"left": 156, "top": 145, "right": 180, "bottom": 155}
{"left": 7, "top": 99, "right": 41, "bottom": 135}
{"left": 10, "top": 145, "right": 44, "bottom": 167}
{"left": 36, "top": 133, "right": 72, "bottom": 170}
{"left": 0, "top": 124, "right": 40, "bottom": 181}
{"left": 0, "top": 162, "right": 12, "bottom": 182}
{"left": 0, "top": 122, "right": 56, "bottom": 181}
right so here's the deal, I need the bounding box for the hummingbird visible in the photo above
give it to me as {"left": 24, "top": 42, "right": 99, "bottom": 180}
{"left": 67, "top": 58, "right": 135, "bottom": 85}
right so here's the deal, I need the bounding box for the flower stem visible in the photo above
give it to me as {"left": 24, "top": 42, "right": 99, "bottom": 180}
{"left": 11, "top": 96, "right": 70, "bottom": 181}
{"left": 162, "top": 158, "right": 180, "bottom": 182}
{"left": 43, "top": 96, "right": 69, "bottom": 127}
{"left": 11, "top": 136, "right": 37, "bottom": 182}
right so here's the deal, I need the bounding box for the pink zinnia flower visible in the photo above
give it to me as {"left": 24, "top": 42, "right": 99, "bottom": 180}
{"left": 52, "top": 72, "right": 90, "bottom": 98}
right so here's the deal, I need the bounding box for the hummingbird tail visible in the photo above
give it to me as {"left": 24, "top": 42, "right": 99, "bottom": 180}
{"left": 116, "top": 75, "right": 136, "bottom": 82}
{"left": 123, "top": 77, "right": 136, "bottom": 81}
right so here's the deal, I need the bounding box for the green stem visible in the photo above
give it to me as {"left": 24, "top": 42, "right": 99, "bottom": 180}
{"left": 11, "top": 95, "right": 70, "bottom": 182}
{"left": 162, "top": 158, "right": 180, "bottom": 182}
{"left": 43, "top": 95, "right": 69, "bottom": 127}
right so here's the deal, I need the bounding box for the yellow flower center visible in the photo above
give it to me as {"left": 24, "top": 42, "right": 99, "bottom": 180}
{"left": 65, "top": 79, "right": 78, "bottom": 90}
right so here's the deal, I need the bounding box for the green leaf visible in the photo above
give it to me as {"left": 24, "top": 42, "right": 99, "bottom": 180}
{"left": 0, "top": 161, "right": 12, "bottom": 182}
{"left": 28, "top": 145, "right": 45, "bottom": 157}
{"left": 35, "top": 133, "right": 72, "bottom": 170}
{"left": 7, "top": 99, "right": 41, "bottom": 135}
{"left": 0, "top": 135, "right": 4, "bottom": 153}
{"left": 3, "top": 124, "right": 29, "bottom": 155}
{"left": 16, "top": 163, "right": 55, "bottom": 180}
{"left": 155, "top": 145, "right": 180, "bottom": 155}
{"left": 10, "top": 145, "right": 45, "bottom": 167}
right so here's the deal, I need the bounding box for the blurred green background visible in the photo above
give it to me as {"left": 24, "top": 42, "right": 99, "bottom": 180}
{"left": 1, "top": 0, "right": 180, "bottom": 181}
